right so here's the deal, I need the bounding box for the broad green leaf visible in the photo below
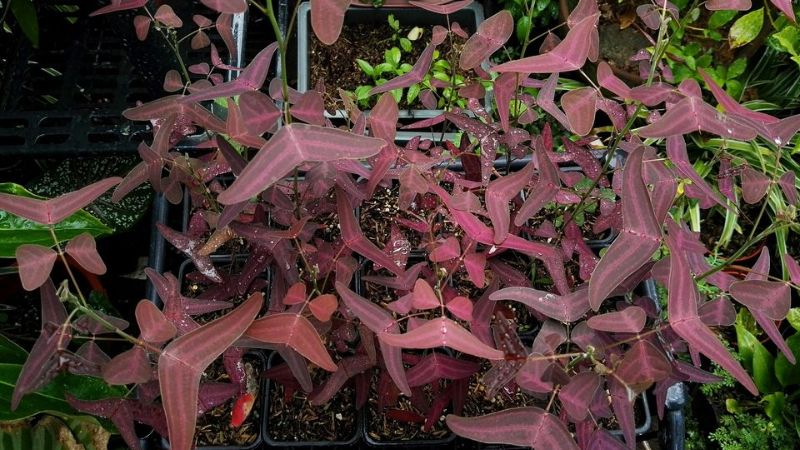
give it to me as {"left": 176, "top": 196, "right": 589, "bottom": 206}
{"left": 0, "top": 184, "right": 112, "bottom": 258}
{"left": 752, "top": 339, "right": 778, "bottom": 393}
{"left": 400, "top": 37, "right": 412, "bottom": 53}
{"left": 390, "top": 88, "right": 402, "bottom": 104}
{"left": 407, "top": 83, "right": 421, "bottom": 104}
{"left": 728, "top": 58, "right": 747, "bottom": 79}
{"left": 0, "top": 364, "right": 126, "bottom": 421}
{"left": 0, "top": 335, "right": 28, "bottom": 365}
{"left": 775, "top": 333, "right": 800, "bottom": 387}
{"left": 355, "top": 59, "right": 374, "bottom": 77}
{"left": 398, "top": 63, "right": 413, "bottom": 74}
{"left": 787, "top": 308, "right": 800, "bottom": 331}
{"left": 708, "top": 10, "right": 737, "bottom": 30}
{"left": 385, "top": 48, "right": 401, "bottom": 67}
{"left": 729, "top": 8, "right": 764, "bottom": 49}
{"left": 726, "top": 79, "right": 743, "bottom": 99}
{"left": 388, "top": 14, "right": 399, "bottom": 31}
{"left": 374, "top": 62, "right": 394, "bottom": 78}
{"left": 515, "top": 16, "right": 531, "bottom": 43}
{"left": 9, "top": 0, "right": 39, "bottom": 48}
{"left": 762, "top": 392, "right": 785, "bottom": 422}
{"left": 771, "top": 25, "right": 800, "bottom": 56}
{"left": 354, "top": 86, "right": 371, "bottom": 102}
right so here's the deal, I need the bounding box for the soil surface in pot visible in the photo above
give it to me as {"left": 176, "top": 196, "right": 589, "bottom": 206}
{"left": 309, "top": 23, "right": 467, "bottom": 111}
{"left": 267, "top": 369, "right": 358, "bottom": 442}
{"left": 195, "top": 355, "right": 262, "bottom": 446}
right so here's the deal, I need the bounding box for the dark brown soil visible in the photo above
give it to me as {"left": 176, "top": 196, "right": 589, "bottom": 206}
{"left": 366, "top": 373, "right": 450, "bottom": 441}
{"left": 195, "top": 356, "right": 261, "bottom": 446}
{"left": 267, "top": 370, "right": 358, "bottom": 442}
{"left": 699, "top": 201, "right": 767, "bottom": 256}
{"left": 309, "top": 23, "right": 468, "bottom": 111}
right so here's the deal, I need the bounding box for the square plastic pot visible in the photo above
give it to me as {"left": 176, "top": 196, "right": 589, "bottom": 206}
{"left": 296, "top": 1, "right": 487, "bottom": 120}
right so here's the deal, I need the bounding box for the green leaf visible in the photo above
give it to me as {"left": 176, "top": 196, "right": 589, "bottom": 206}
{"left": 407, "top": 83, "right": 421, "bottom": 105}
{"left": 762, "top": 392, "right": 786, "bottom": 422}
{"left": 10, "top": 0, "right": 39, "bottom": 48}
{"left": 787, "top": 308, "right": 800, "bottom": 331}
{"left": 516, "top": 16, "right": 531, "bottom": 43}
{"left": 355, "top": 59, "right": 374, "bottom": 77}
{"left": 390, "top": 88, "right": 402, "bottom": 104}
{"left": 0, "top": 363, "right": 127, "bottom": 421}
{"left": 771, "top": 25, "right": 800, "bottom": 56}
{"left": 775, "top": 333, "right": 800, "bottom": 387}
{"left": 752, "top": 339, "right": 779, "bottom": 393}
{"left": 354, "top": 86, "right": 371, "bottom": 102}
{"left": 728, "top": 58, "right": 747, "bottom": 79}
{"left": 388, "top": 14, "right": 399, "bottom": 31}
{"left": 385, "top": 47, "right": 401, "bottom": 67}
{"left": 374, "top": 62, "right": 393, "bottom": 78}
{"left": 684, "top": 42, "right": 702, "bottom": 57}
{"left": 0, "top": 183, "right": 112, "bottom": 258}
{"left": 708, "top": 10, "right": 737, "bottom": 30}
{"left": 729, "top": 8, "right": 764, "bottom": 49}
{"left": 0, "top": 335, "right": 28, "bottom": 365}
{"left": 400, "top": 38, "right": 412, "bottom": 53}
{"left": 398, "top": 63, "right": 413, "bottom": 74}
{"left": 725, "top": 79, "right": 743, "bottom": 100}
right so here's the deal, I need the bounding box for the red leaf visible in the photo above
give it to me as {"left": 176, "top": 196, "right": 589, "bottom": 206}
{"left": 412, "top": 279, "right": 441, "bottom": 310}
{"left": 463, "top": 251, "right": 486, "bottom": 287}
{"left": 740, "top": 166, "right": 770, "bottom": 204}
{"left": 133, "top": 15, "right": 150, "bottom": 41}
{"left": 745, "top": 248, "right": 795, "bottom": 363}
{"left": 459, "top": 11, "right": 513, "bottom": 70}
{"left": 616, "top": 340, "right": 672, "bottom": 387}
{"left": 103, "top": 347, "right": 152, "bottom": 385}
{"left": 589, "top": 146, "right": 661, "bottom": 310}
{"left": 494, "top": 73, "right": 519, "bottom": 132}
{"left": 665, "top": 220, "right": 757, "bottom": 395}
{"left": 309, "top": 294, "right": 338, "bottom": 322}
{"left": 135, "top": 300, "right": 177, "bottom": 343}
{"left": 446, "top": 296, "right": 474, "bottom": 321}
{"left": 514, "top": 146, "right": 560, "bottom": 226}
{"left": 492, "top": 13, "right": 599, "bottom": 73}
{"left": 486, "top": 159, "right": 534, "bottom": 243}
{"left": 729, "top": 280, "right": 790, "bottom": 321}
{"left": 407, "top": 353, "right": 478, "bottom": 387}
{"left": 561, "top": 87, "right": 597, "bottom": 136}
{"left": 337, "top": 188, "right": 405, "bottom": 276}
{"left": 336, "top": 282, "right": 411, "bottom": 395}
{"left": 706, "top": 0, "right": 752, "bottom": 10}
{"left": 559, "top": 371, "right": 601, "bottom": 421}
{"left": 291, "top": 90, "right": 326, "bottom": 126}
{"left": 283, "top": 282, "right": 307, "bottom": 305}
{"left": 638, "top": 97, "right": 757, "bottom": 141}
{"left": 155, "top": 5, "right": 183, "bottom": 28}
{"left": 446, "top": 407, "right": 579, "bottom": 449}
{"left": 310, "top": 0, "right": 350, "bottom": 45}
{"left": 15, "top": 244, "right": 57, "bottom": 291}
{"left": 0, "top": 177, "right": 121, "bottom": 225}
{"left": 239, "top": 91, "right": 280, "bottom": 135}
{"left": 380, "top": 317, "right": 504, "bottom": 360}
{"left": 65, "top": 233, "right": 106, "bottom": 275}
{"left": 180, "top": 43, "right": 278, "bottom": 103}
{"left": 90, "top": 0, "right": 146, "bottom": 17}
{"left": 163, "top": 70, "right": 183, "bottom": 92}
{"left": 430, "top": 236, "right": 461, "bottom": 262}
{"left": 769, "top": 0, "right": 795, "bottom": 23}
{"left": 369, "top": 93, "right": 398, "bottom": 143}
{"left": 409, "top": 0, "right": 473, "bottom": 14}
{"left": 587, "top": 306, "right": 647, "bottom": 333}
{"left": 159, "top": 292, "right": 263, "bottom": 450}
{"left": 246, "top": 313, "right": 336, "bottom": 371}
{"left": 666, "top": 135, "right": 726, "bottom": 208}
{"left": 200, "top": 0, "right": 247, "bottom": 13}
{"left": 778, "top": 171, "right": 798, "bottom": 205}
{"left": 218, "top": 125, "right": 385, "bottom": 204}
{"left": 490, "top": 286, "right": 590, "bottom": 323}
